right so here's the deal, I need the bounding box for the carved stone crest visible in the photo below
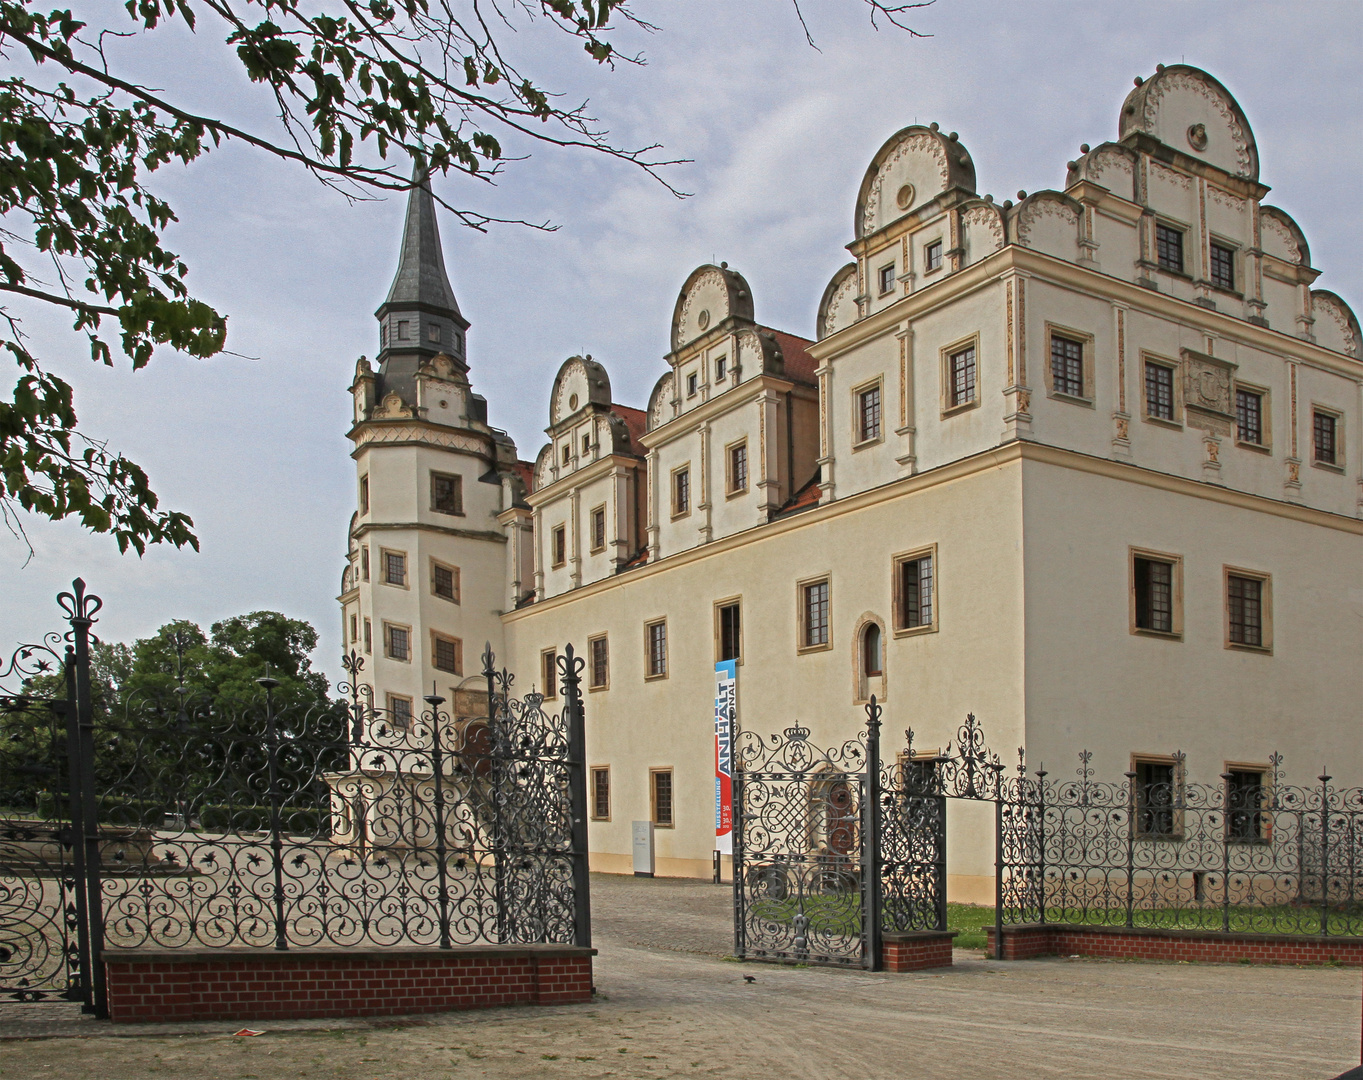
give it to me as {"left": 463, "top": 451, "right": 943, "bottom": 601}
{"left": 1180, "top": 349, "right": 1236, "bottom": 436}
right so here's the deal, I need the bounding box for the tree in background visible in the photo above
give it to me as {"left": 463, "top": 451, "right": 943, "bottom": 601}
{"left": 0, "top": 0, "right": 927, "bottom": 557}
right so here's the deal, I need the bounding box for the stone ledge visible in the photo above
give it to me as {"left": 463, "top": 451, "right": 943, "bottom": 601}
{"left": 104, "top": 944, "right": 595, "bottom": 964}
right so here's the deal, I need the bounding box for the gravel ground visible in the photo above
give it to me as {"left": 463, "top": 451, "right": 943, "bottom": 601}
{"left": 0, "top": 873, "right": 1356, "bottom": 1079}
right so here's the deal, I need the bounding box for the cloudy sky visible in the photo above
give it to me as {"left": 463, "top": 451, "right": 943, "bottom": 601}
{"left": 4, "top": 0, "right": 1360, "bottom": 684}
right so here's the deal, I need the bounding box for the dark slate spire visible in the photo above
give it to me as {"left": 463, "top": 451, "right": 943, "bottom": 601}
{"left": 374, "top": 169, "right": 470, "bottom": 402}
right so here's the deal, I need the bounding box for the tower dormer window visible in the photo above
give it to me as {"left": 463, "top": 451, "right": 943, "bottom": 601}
{"left": 397, "top": 320, "right": 411, "bottom": 340}
{"left": 380, "top": 324, "right": 387, "bottom": 347}
{"left": 431, "top": 472, "right": 463, "bottom": 515}
{"left": 427, "top": 323, "right": 441, "bottom": 343}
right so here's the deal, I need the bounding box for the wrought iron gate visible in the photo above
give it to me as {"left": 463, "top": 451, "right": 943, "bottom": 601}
{"left": 733, "top": 703, "right": 1010, "bottom": 968}
{"left": 0, "top": 580, "right": 591, "bottom": 1016}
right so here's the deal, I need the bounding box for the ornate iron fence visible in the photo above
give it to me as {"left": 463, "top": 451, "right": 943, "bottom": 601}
{"left": 999, "top": 751, "right": 1363, "bottom": 937}
{"left": 0, "top": 581, "right": 590, "bottom": 1017}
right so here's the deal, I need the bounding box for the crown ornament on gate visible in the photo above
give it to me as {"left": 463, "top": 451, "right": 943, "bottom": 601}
{"left": 783, "top": 721, "right": 810, "bottom": 743}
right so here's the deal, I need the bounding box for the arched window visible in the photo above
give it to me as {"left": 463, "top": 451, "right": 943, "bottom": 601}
{"left": 862, "top": 623, "right": 882, "bottom": 677}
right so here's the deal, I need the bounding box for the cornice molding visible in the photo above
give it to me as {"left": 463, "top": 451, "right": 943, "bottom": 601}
{"left": 353, "top": 521, "right": 506, "bottom": 543}
{"left": 502, "top": 439, "right": 1361, "bottom": 624}
{"left": 640, "top": 374, "right": 812, "bottom": 450}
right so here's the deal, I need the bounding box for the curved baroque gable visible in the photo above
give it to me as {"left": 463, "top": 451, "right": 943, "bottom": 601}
{"left": 671, "top": 265, "right": 755, "bottom": 353}
{"left": 1119, "top": 65, "right": 1258, "bottom": 180}
{"left": 1311, "top": 291, "right": 1361, "bottom": 358}
{"left": 1259, "top": 206, "right": 1311, "bottom": 267}
{"left": 1016, "top": 193, "right": 1081, "bottom": 256}
{"left": 549, "top": 355, "right": 612, "bottom": 426}
{"left": 855, "top": 126, "right": 976, "bottom": 240}
{"left": 646, "top": 371, "right": 675, "bottom": 432}
{"left": 817, "top": 264, "right": 860, "bottom": 341}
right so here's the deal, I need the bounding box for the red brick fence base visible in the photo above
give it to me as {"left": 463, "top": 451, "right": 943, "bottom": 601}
{"left": 882, "top": 930, "right": 958, "bottom": 971}
{"left": 104, "top": 945, "right": 595, "bottom": 1023}
{"left": 985, "top": 924, "right": 1363, "bottom": 966}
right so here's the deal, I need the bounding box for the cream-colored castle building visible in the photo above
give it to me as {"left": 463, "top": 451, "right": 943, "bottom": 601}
{"left": 339, "top": 65, "right": 1363, "bottom": 898}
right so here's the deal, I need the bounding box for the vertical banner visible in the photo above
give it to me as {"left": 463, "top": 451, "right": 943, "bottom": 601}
{"left": 714, "top": 659, "right": 736, "bottom": 855}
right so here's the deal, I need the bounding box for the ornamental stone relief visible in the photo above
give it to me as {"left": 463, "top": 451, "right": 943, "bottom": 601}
{"left": 1206, "top": 185, "right": 1245, "bottom": 211}
{"left": 1261, "top": 216, "right": 1301, "bottom": 263}
{"left": 861, "top": 133, "right": 949, "bottom": 237}
{"left": 821, "top": 271, "right": 860, "bottom": 338}
{"left": 962, "top": 205, "right": 1004, "bottom": 251}
{"left": 649, "top": 373, "right": 675, "bottom": 429}
{"left": 1181, "top": 349, "right": 1236, "bottom": 436}
{"left": 1143, "top": 69, "right": 1253, "bottom": 178}
{"left": 737, "top": 329, "right": 764, "bottom": 373}
{"left": 1148, "top": 159, "right": 1193, "bottom": 192}
{"left": 1016, "top": 198, "right": 1078, "bottom": 248}
{"left": 1088, "top": 149, "right": 1133, "bottom": 187}
{"left": 677, "top": 270, "right": 728, "bottom": 345}
{"left": 1313, "top": 295, "right": 1360, "bottom": 357}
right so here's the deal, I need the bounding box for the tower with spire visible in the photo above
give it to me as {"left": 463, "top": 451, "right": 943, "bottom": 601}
{"left": 340, "top": 171, "right": 528, "bottom": 725}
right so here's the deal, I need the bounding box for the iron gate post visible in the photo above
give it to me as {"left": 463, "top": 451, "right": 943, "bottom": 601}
{"left": 258, "top": 674, "right": 289, "bottom": 950}
{"left": 1320, "top": 773, "right": 1333, "bottom": 936}
{"left": 62, "top": 580, "right": 107, "bottom": 1017}
{"left": 993, "top": 794, "right": 1004, "bottom": 961}
{"left": 483, "top": 645, "right": 508, "bottom": 942}
{"left": 732, "top": 768, "right": 745, "bottom": 961}
{"left": 58, "top": 646, "right": 93, "bottom": 1011}
{"left": 561, "top": 645, "right": 592, "bottom": 950}
{"left": 1124, "top": 770, "right": 1137, "bottom": 930}
{"left": 1036, "top": 767, "right": 1048, "bottom": 925}
{"left": 1220, "top": 772, "right": 1233, "bottom": 933}
{"left": 863, "top": 698, "right": 882, "bottom": 972}
{"left": 425, "top": 688, "right": 453, "bottom": 949}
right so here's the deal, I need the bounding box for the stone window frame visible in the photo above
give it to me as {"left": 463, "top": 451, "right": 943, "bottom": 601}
{"left": 551, "top": 524, "right": 567, "bottom": 569}
{"left": 349, "top": 612, "right": 359, "bottom": 645}
{"left": 1208, "top": 235, "right": 1241, "bottom": 296}
{"left": 359, "top": 474, "right": 369, "bottom": 515}
{"left": 1232, "top": 381, "right": 1272, "bottom": 453}
{"left": 891, "top": 544, "right": 938, "bottom": 639}
{"left": 541, "top": 647, "right": 559, "bottom": 700}
{"left": 431, "top": 631, "right": 463, "bottom": 676}
{"left": 851, "top": 376, "right": 885, "bottom": 449}
{"left": 1128, "top": 546, "right": 1184, "bottom": 640}
{"left": 1224, "top": 566, "right": 1273, "bottom": 654}
{"left": 386, "top": 692, "right": 415, "bottom": 732}
{"left": 588, "top": 633, "right": 610, "bottom": 691}
{"left": 379, "top": 548, "right": 409, "bottom": 589}
{"left": 1310, "top": 404, "right": 1345, "bottom": 473}
{"left": 1130, "top": 752, "right": 1186, "bottom": 840}
{"left": 725, "top": 439, "right": 749, "bottom": 497}
{"left": 644, "top": 618, "right": 668, "bottom": 681}
{"left": 430, "top": 557, "right": 460, "bottom": 604}
{"left": 430, "top": 470, "right": 464, "bottom": 516}
{"left": 714, "top": 596, "right": 743, "bottom": 665}
{"left": 650, "top": 767, "right": 675, "bottom": 829}
{"left": 877, "top": 260, "right": 896, "bottom": 296}
{"left": 589, "top": 504, "right": 608, "bottom": 554}
{"left": 671, "top": 463, "right": 692, "bottom": 519}
{"left": 590, "top": 766, "right": 611, "bottom": 821}
{"left": 852, "top": 612, "right": 887, "bottom": 706}
{"left": 940, "top": 333, "right": 981, "bottom": 417}
{"left": 1140, "top": 353, "right": 1184, "bottom": 429}
{"left": 797, "top": 574, "right": 833, "bottom": 654}
{"left": 382, "top": 620, "right": 412, "bottom": 663}
{"left": 1043, "top": 322, "right": 1095, "bottom": 407}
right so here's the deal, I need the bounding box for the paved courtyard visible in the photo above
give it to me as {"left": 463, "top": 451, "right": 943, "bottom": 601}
{"left": 0, "top": 873, "right": 1356, "bottom": 1078}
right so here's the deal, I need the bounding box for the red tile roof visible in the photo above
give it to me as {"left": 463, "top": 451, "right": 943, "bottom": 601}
{"left": 620, "top": 548, "right": 649, "bottom": 570}
{"left": 774, "top": 469, "right": 822, "bottom": 518}
{"left": 612, "top": 404, "right": 649, "bottom": 455}
{"left": 760, "top": 327, "right": 818, "bottom": 385}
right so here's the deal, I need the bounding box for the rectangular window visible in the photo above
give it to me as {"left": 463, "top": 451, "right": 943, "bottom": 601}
{"left": 1210, "top": 241, "right": 1235, "bottom": 291}
{"left": 383, "top": 550, "right": 407, "bottom": 587}
{"left": 646, "top": 620, "right": 668, "bottom": 679}
{"left": 801, "top": 579, "right": 830, "bottom": 649}
{"left": 552, "top": 525, "right": 567, "bottom": 568}
{"left": 362, "top": 546, "right": 370, "bottom": 581}
{"left": 715, "top": 355, "right": 727, "bottom": 381}
{"left": 717, "top": 601, "right": 741, "bottom": 663}
{"left": 359, "top": 475, "right": 369, "bottom": 514}
{"left": 397, "top": 320, "right": 410, "bottom": 340}
{"left": 432, "top": 561, "right": 459, "bottom": 602}
{"left": 878, "top": 263, "right": 895, "bottom": 295}
{"left": 589, "top": 635, "right": 609, "bottom": 690}
{"left": 1226, "top": 768, "right": 1266, "bottom": 842}
{"left": 728, "top": 442, "right": 748, "bottom": 493}
{"left": 948, "top": 346, "right": 977, "bottom": 409}
{"left": 1155, "top": 223, "right": 1184, "bottom": 273}
{"left": 431, "top": 472, "right": 463, "bottom": 515}
{"left": 541, "top": 648, "right": 558, "bottom": 699}
{"left": 1134, "top": 759, "right": 1179, "bottom": 838}
{"left": 1145, "top": 361, "right": 1175, "bottom": 421}
{"left": 857, "top": 384, "right": 882, "bottom": 443}
{"left": 673, "top": 467, "right": 691, "bottom": 516}
{"left": 651, "top": 769, "right": 674, "bottom": 828}
{"left": 1227, "top": 572, "right": 1268, "bottom": 649}
{"left": 1236, "top": 388, "right": 1263, "bottom": 445}
{"left": 427, "top": 323, "right": 441, "bottom": 343}
{"left": 1050, "top": 336, "right": 1085, "bottom": 398}
{"left": 349, "top": 613, "right": 358, "bottom": 644}
{"left": 591, "top": 767, "right": 611, "bottom": 820}
{"left": 384, "top": 623, "right": 410, "bottom": 662}
{"left": 687, "top": 372, "right": 698, "bottom": 396}
{"left": 1314, "top": 410, "right": 1338, "bottom": 465}
{"left": 387, "top": 693, "right": 414, "bottom": 731}
{"left": 363, "top": 617, "right": 372, "bottom": 654}
{"left": 895, "top": 553, "right": 934, "bottom": 631}
{"left": 432, "top": 633, "right": 462, "bottom": 675}
{"left": 582, "top": 434, "right": 591, "bottom": 457}
{"left": 590, "top": 506, "right": 607, "bottom": 553}
{"left": 1133, "top": 556, "right": 1175, "bottom": 635}
{"left": 924, "top": 240, "right": 943, "bottom": 273}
